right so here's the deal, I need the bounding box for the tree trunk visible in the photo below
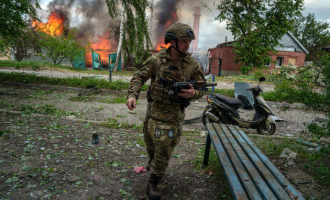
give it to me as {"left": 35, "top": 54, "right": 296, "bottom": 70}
{"left": 113, "top": 9, "right": 125, "bottom": 72}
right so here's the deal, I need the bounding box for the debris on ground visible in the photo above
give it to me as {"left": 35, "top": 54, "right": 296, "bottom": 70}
{"left": 134, "top": 166, "right": 146, "bottom": 173}
{"left": 280, "top": 148, "right": 298, "bottom": 160}
{"left": 92, "top": 133, "right": 99, "bottom": 144}
{"left": 297, "top": 139, "right": 322, "bottom": 148}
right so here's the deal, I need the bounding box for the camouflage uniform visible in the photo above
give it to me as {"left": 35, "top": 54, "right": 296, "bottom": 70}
{"left": 127, "top": 47, "right": 205, "bottom": 178}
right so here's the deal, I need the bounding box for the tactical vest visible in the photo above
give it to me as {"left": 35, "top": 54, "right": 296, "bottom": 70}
{"left": 150, "top": 49, "right": 193, "bottom": 105}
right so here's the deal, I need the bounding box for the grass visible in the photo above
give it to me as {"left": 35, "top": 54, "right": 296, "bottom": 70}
{"left": 213, "top": 89, "right": 235, "bottom": 98}
{"left": 0, "top": 60, "right": 135, "bottom": 76}
{"left": 136, "top": 138, "right": 145, "bottom": 147}
{"left": 0, "top": 71, "right": 148, "bottom": 91}
{"left": 252, "top": 136, "right": 330, "bottom": 186}
{"left": 68, "top": 96, "right": 127, "bottom": 104}
{"left": 0, "top": 60, "right": 62, "bottom": 69}
{"left": 100, "top": 118, "right": 143, "bottom": 130}
{"left": 18, "top": 103, "right": 75, "bottom": 116}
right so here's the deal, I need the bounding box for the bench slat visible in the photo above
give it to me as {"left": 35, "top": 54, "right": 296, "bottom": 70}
{"left": 205, "top": 123, "right": 249, "bottom": 200}
{"left": 218, "top": 124, "right": 277, "bottom": 200}
{"left": 227, "top": 125, "right": 291, "bottom": 199}
{"left": 212, "top": 123, "right": 263, "bottom": 199}
{"left": 233, "top": 125, "right": 305, "bottom": 200}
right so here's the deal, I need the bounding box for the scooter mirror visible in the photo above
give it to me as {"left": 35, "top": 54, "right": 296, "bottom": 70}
{"left": 259, "top": 77, "right": 266, "bottom": 82}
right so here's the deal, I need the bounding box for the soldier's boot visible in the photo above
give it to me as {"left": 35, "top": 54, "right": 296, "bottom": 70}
{"left": 146, "top": 174, "right": 161, "bottom": 200}
{"left": 146, "top": 154, "right": 154, "bottom": 171}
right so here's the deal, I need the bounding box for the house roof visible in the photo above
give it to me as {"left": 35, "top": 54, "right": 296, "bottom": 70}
{"left": 215, "top": 31, "right": 309, "bottom": 54}
{"left": 286, "top": 31, "right": 309, "bottom": 54}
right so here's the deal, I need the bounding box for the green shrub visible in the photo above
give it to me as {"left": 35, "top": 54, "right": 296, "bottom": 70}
{"left": 261, "top": 80, "right": 327, "bottom": 108}
{"left": 0, "top": 72, "right": 148, "bottom": 91}
{"left": 252, "top": 69, "right": 264, "bottom": 80}
{"left": 214, "top": 89, "right": 235, "bottom": 98}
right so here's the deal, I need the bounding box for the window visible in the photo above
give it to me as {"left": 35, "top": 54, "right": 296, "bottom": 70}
{"left": 288, "top": 57, "right": 297, "bottom": 66}
{"left": 34, "top": 47, "right": 42, "bottom": 55}
{"left": 276, "top": 57, "right": 284, "bottom": 67}
{"left": 264, "top": 56, "right": 271, "bottom": 67}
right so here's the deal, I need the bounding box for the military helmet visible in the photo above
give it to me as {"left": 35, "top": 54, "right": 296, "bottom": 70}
{"left": 164, "top": 23, "right": 195, "bottom": 44}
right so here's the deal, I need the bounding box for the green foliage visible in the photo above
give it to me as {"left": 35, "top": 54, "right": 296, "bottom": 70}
{"left": 213, "top": 89, "right": 235, "bottom": 98}
{"left": 0, "top": 60, "right": 64, "bottom": 68}
{"left": 261, "top": 81, "right": 327, "bottom": 109}
{"left": 136, "top": 138, "right": 145, "bottom": 147}
{"left": 0, "top": 71, "right": 148, "bottom": 91}
{"left": 0, "top": 0, "right": 41, "bottom": 41}
{"left": 36, "top": 27, "right": 91, "bottom": 65}
{"left": 215, "top": 0, "right": 304, "bottom": 74}
{"left": 277, "top": 64, "right": 297, "bottom": 81}
{"left": 303, "top": 52, "right": 330, "bottom": 139}
{"left": 291, "top": 12, "right": 330, "bottom": 61}
{"left": 303, "top": 162, "right": 330, "bottom": 186}
{"left": 106, "top": 0, "right": 152, "bottom": 64}
{"left": 253, "top": 136, "right": 330, "bottom": 186}
{"left": 252, "top": 69, "right": 264, "bottom": 80}
{"left": 101, "top": 118, "right": 134, "bottom": 129}
{"left": 296, "top": 65, "right": 325, "bottom": 85}
{"left": 18, "top": 104, "right": 73, "bottom": 116}
{"left": 266, "top": 64, "right": 326, "bottom": 85}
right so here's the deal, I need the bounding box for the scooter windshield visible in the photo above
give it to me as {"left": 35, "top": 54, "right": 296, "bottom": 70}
{"left": 234, "top": 82, "right": 254, "bottom": 109}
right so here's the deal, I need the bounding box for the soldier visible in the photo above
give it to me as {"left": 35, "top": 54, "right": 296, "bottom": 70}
{"left": 126, "top": 23, "right": 205, "bottom": 200}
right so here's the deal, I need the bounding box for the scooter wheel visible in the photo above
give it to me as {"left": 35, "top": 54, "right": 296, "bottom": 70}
{"left": 257, "top": 122, "right": 276, "bottom": 135}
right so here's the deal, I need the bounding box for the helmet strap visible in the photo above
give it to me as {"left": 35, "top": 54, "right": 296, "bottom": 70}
{"left": 171, "top": 40, "right": 187, "bottom": 57}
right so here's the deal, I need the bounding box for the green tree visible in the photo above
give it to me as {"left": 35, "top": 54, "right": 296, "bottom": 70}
{"left": 0, "top": 28, "right": 39, "bottom": 61}
{"left": 106, "top": 0, "right": 152, "bottom": 64}
{"left": 215, "top": 0, "right": 304, "bottom": 74}
{"left": 291, "top": 13, "right": 330, "bottom": 61}
{"left": 0, "top": 0, "right": 41, "bottom": 41}
{"left": 36, "top": 26, "right": 91, "bottom": 65}
{"left": 306, "top": 52, "right": 330, "bottom": 139}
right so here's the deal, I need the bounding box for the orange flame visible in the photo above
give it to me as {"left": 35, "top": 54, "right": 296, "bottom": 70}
{"left": 32, "top": 11, "right": 65, "bottom": 36}
{"left": 156, "top": 12, "right": 178, "bottom": 51}
{"left": 85, "top": 31, "right": 112, "bottom": 63}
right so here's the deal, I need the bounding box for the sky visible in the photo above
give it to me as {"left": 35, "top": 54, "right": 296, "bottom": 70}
{"left": 38, "top": 0, "right": 330, "bottom": 53}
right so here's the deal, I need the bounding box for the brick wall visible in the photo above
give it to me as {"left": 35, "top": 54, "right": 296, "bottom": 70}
{"left": 209, "top": 46, "right": 306, "bottom": 76}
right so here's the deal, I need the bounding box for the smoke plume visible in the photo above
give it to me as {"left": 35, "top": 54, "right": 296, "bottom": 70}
{"left": 41, "top": 0, "right": 117, "bottom": 45}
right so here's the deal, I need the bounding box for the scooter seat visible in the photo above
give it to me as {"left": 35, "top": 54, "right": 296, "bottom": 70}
{"left": 215, "top": 94, "right": 242, "bottom": 106}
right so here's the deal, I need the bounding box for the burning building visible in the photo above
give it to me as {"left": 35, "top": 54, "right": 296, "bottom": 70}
{"left": 19, "top": 0, "right": 118, "bottom": 69}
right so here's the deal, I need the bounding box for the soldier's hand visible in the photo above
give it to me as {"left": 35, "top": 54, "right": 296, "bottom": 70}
{"left": 126, "top": 97, "right": 137, "bottom": 110}
{"left": 178, "top": 83, "right": 196, "bottom": 99}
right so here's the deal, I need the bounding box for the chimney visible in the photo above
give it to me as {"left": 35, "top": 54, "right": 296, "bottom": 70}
{"left": 225, "top": 36, "right": 227, "bottom": 43}
{"left": 191, "top": 6, "right": 201, "bottom": 53}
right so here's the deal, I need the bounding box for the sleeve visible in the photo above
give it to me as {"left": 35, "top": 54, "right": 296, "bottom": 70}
{"left": 127, "top": 56, "right": 156, "bottom": 100}
{"left": 191, "top": 60, "right": 206, "bottom": 100}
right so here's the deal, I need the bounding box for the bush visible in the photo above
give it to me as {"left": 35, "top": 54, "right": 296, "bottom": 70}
{"left": 296, "top": 65, "right": 325, "bottom": 85}
{"left": 252, "top": 69, "right": 264, "bottom": 80}
{"left": 261, "top": 80, "right": 327, "bottom": 109}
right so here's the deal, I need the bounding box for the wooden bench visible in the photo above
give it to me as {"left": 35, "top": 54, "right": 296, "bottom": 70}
{"left": 203, "top": 123, "right": 305, "bottom": 200}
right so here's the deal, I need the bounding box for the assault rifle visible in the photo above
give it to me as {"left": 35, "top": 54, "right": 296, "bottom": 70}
{"left": 165, "top": 78, "right": 217, "bottom": 106}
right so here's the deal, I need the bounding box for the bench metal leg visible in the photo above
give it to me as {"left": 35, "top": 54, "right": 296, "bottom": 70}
{"left": 203, "top": 132, "right": 211, "bottom": 166}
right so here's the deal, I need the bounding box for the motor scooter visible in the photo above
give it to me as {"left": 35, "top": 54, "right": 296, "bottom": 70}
{"left": 202, "top": 77, "right": 277, "bottom": 135}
